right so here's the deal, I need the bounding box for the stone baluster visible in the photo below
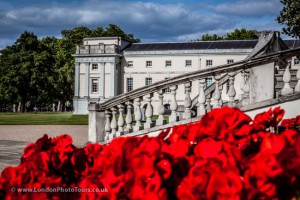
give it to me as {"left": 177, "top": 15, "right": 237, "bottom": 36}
{"left": 206, "top": 93, "right": 212, "bottom": 112}
{"left": 104, "top": 110, "right": 112, "bottom": 142}
{"left": 219, "top": 83, "right": 223, "bottom": 107}
{"left": 117, "top": 104, "right": 125, "bottom": 136}
{"left": 144, "top": 94, "right": 155, "bottom": 129}
{"left": 110, "top": 107, "right": 117, "bottom": 137}
{"left": 125, "top": 101, "right": 133, "bottom": 133}
{"left": 134, "top": 97, "right": 143, "bottom": 131}
{"left": 156, "top": 90, "right": 166, "bottom": 126}
{"left": 281, "top": 63, "right": 294, "bottom": 95}
{"left": 228, "top": 72, "right": 236, "bottom": 107}
{"left": 212, "top": 75, "right": 222, "bottom": 108}
{"left": 243, "top": 71, "right": 250, "bottom": 106}
{"left": 295, "top": 64, "right": 300, "bottom": 92}
{"left": 240, "top": 71, "right": 245, "bottom": 101}
{"left": 183, "top": 82, "right": 192, "bottom": 119}
{"left": 169, "top": 85, "right": 179, "bottom": 122}
{"left": 197, "top": 79, "right": 206, "bottom": 116}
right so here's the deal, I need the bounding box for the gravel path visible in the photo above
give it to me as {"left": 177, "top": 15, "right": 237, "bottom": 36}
{"left": 0, "top": 125, "right": 88, "bottom": 173}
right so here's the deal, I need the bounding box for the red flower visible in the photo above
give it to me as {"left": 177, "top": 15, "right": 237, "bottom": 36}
{"left": 281, "top": 118, "right": 296, "bottom": 129}
{"left": 177, "top": 159, "right": 243, "bottom": 200}
{"left": 196, "top": 107, "right": 252, "bottom": 142}
{"left": 252, "top": 107, "right": 285, "bottom": 131}
{"left": 277, "top": 130, "right": 300, "bottom": 177}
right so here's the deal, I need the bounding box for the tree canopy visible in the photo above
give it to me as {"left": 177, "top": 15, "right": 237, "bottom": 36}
{"left": 197, "top": 29, "right": 258, "bottom": 41}
{"left": 277, "top": 0, "right": 300, "bottom": 38}
{"left": 0, "top": 32, "right": 56, "bottom": 111}
{"left": 0, "top": 24, "right": 140, "bottom": 112}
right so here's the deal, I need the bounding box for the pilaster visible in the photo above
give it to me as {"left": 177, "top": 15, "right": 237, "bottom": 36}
{"left": 84, "top": 63, "right": 90, "bottom": 97}
{"left": 74, "top": 62, "right": 80, "bottom": 97}
{"left": 110, "top": 62, "right": 116, "bottom": 97}
{"left": 99, "top": 62, "right": 105, "bottom": 98}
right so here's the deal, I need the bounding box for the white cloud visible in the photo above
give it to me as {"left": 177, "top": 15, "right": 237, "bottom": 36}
{"left": 213, "top": 0, "right": 282, "bottom": 17}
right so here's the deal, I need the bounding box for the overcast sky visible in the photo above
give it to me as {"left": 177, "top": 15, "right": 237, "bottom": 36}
{"left": 0, "top": 0, "right": 286, "bottom": 49}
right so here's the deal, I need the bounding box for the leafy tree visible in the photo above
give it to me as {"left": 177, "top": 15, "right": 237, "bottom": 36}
{"left": 197, "top": 29, "right": 258, "bottom": 41}
{"left": 277, "top": 0, "right": 300, "bottom": 38}
{"left": 226, "top": 29, "right": 258, "bottom": 40}
{"left": 0, "top": 32, "right": 55, "bottom": 111}
{"left": 61, "top": 26, "right": 92, "bottom": 47}
{"left": 200, "top": 34, "right": 224, "bottom": 41}
{"left": 102, "top": 24, "right": 141, "bottom": 42}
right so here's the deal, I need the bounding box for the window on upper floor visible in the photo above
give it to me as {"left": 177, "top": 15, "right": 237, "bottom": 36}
{"left": 127, "top": 78, "right": 133, "bottom": 92}
{"left": 145, "top": 77, "right": 152, "bottom": 86}
{"left": 127, "top": 61, "right": 133, "bottom": 67}
{"left": 227, "top": 59, "right": 234, "bottom": 64}
{"left": 205, "top": 77, "right": 213, "bottom": 88}
{"left": 294, "top": 58, "right": 300, "bottom": 65}
{"left": 206, "top": 60, "right": 213, "bottom": 67}
{"left": 92, "top": 64, "right": 98, "bottom": 70}
{"left": 185, "top": 60, "right": 192, "bottom": 67}
{"left": 164, "top": 78, "right": 171, "bottom": 93}
{"left": 91, "top": 79, "right": 98, "bottom": 93}
{"left": 146, "top": 61, "right": 152, "bottom": 68}
{"left": 165, "top": 60, "right": 172, "bottom": 67}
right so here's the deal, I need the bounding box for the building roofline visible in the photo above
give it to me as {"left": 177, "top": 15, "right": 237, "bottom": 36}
{"left": 131, "top": 39, "right": 300, "bottom": 45}
{"left": 133, "top": 39, "right": 260, "bottom": 45}
{"left": 83, "top": 37, "right": 133, "bottom": 43}
{"left": 123, "top": 49, "right": 253, "bottom": 56}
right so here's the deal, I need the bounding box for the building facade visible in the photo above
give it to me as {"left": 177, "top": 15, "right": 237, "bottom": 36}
{"left": 72, "top": 37, "right": 300, "bottom": 114}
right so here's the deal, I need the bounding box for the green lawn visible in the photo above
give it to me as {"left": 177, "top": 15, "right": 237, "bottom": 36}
{"left": 0, "top": 112, "right": 171, "bottom": 125}
{"left": 0, "top": 112, "right": 88, "bottom": 125}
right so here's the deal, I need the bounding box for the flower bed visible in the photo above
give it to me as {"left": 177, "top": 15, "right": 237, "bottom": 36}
{"left": 0, "top": 107, "right": 300, "bottom": 200}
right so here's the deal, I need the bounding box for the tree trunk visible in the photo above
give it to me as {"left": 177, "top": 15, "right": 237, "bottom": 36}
{"left": 57, "top": 101, "right": 61, "bottom": 112}
{"left": 17, "top": 102, "right": 21, "bottom": 112}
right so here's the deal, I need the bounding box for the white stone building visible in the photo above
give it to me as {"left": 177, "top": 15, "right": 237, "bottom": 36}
{"left": 72, "top": 37, "right": 300, "bottom": 114}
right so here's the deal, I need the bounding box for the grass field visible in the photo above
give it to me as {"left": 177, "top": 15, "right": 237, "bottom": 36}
{"left": 0, "top": 112, "right": 88, "bottom": 125}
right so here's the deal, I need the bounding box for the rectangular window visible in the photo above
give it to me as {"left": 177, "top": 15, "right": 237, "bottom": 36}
{"left": 294, "top": 58, "right": 300, "bottom": 65}
{"left": 92, "top": 64, "right": 98, "bottom": 70}
{"left": 145, "top": 77, "right": 152, "bottom": 86}
{"left": 128, "top": 61, "right": 133, "bottom": 67}
{"left": 185, "top": 60, "right": 192, "bottom": 67}
{"left": 92, "top": 79, "right": 98, "bottom": 93}
{"left": 205, "top": 77, "right": 213, "bottom": 88}
{"left": 165, "top": 60, "right": 172, "bottom": 67}
{"left": 146, "top": 61, "right": 152, "bottom": 68}
{"left": 164, "top": 78, "right": 171, "bottom": 93}
{"left": 206, "top": 60, "right": 213, "bottom": 67}
{"left": 127, "top": 78, "right": 133, "bottom": 92}
{"left": 227, "top": 59, "right": 234, "bottom": 64}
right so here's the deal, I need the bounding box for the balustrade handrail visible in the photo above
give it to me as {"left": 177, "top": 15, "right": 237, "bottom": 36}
{"left": 76, "top": 44, "right": 118, "bottom": 54}
{"left": 98, "top": 47, "right": 300, "bottom": 111}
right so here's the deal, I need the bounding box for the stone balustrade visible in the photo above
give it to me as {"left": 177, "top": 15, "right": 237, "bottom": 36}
{"left": 76, "top": 44, "right": 118, "bottom": 54}
{"left": 88, "top": 47, "right": 300, "bottom": 143}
